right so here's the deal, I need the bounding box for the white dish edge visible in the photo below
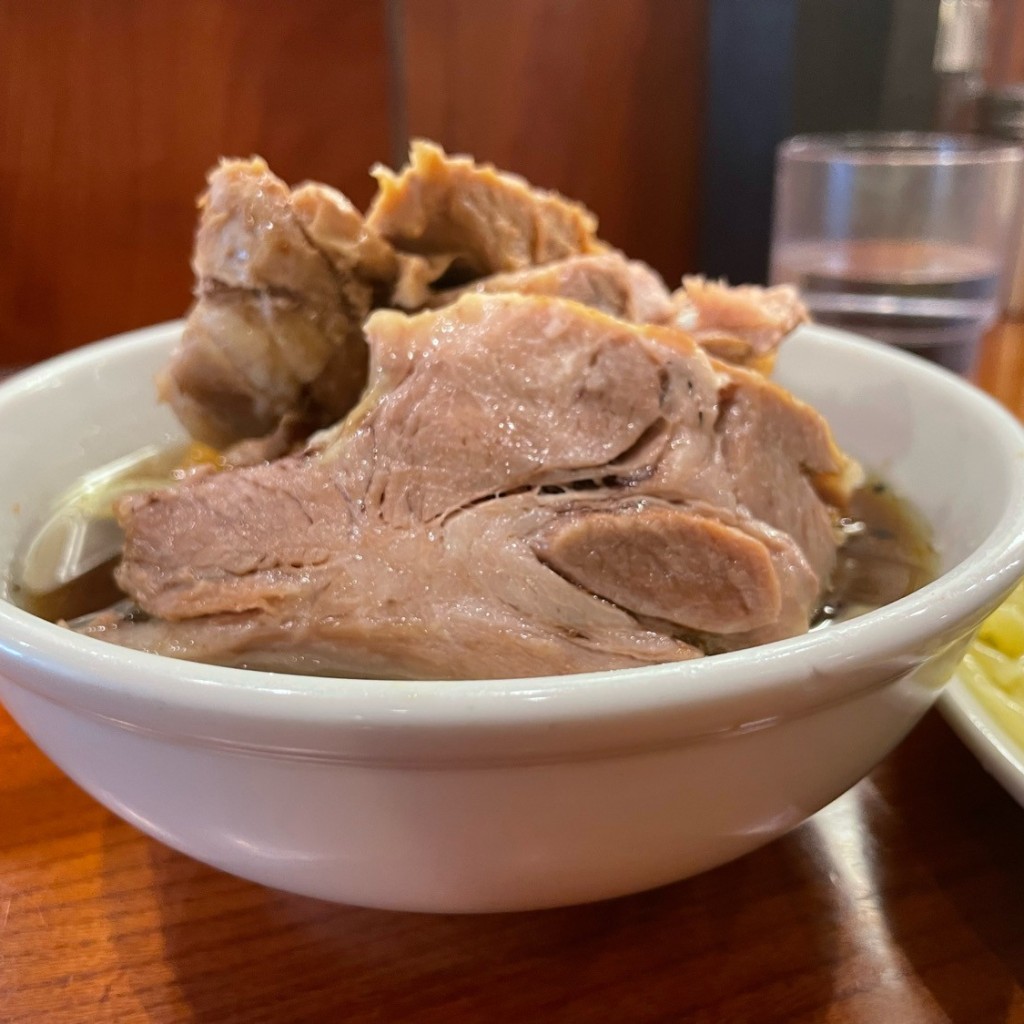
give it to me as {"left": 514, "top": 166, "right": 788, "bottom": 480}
{"left": 940, "top": 675, "right": 1024, "bottom": 808}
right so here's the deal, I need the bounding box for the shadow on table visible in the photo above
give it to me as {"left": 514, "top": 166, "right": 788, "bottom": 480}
{"left": 100, "top": 807, "right": 840, "bottom": 1023}
{"left": 865, "top": 712, "right": 1024, "bottom": 1024}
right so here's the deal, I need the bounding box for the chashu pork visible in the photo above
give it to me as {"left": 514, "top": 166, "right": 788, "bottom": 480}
{"left": 80, "top": 293, "right": 857, "bottom": 679}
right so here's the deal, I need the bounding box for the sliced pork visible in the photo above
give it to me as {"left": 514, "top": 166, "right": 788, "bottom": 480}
{"left": 671, "top": 277, "right": 810, "bottom": 372}
{"left": 368, "top": 140, "right": 603, "bottom": 288}
{"left": 158, "top": 149, "right": 805, "bottom": 457}
{"left": 160, "top": 146, "right": 612, "bottom": 448}
{"left": 81, "top": 294, "right": 855, "bottom": 679}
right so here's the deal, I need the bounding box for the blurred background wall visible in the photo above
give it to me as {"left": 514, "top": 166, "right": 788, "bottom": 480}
{"left": 1, "top": 0, "right": 1023, "bottom": 366}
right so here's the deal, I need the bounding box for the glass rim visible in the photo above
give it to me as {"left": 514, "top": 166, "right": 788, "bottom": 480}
{"left": 779, "top": 131, "right": 1024, "bottom": 166}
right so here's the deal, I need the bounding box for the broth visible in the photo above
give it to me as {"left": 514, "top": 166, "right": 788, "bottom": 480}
{"left": 9, "top": 441, "right": 222, "bottom": 626}
{"left": 815, "top": 479, "right": 937, "bottom": 627}
{"left": 13, "top": 556, "right": 124, "bottom": 624}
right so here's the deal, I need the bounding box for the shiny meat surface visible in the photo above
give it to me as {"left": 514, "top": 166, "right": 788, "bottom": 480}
{"left": 82, "top": 295, "right": 854, "bottom": 679}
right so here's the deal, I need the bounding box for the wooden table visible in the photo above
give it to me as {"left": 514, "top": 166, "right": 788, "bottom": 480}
{"left": 3, "top": 327, "right": 1024, "bottom": 1024}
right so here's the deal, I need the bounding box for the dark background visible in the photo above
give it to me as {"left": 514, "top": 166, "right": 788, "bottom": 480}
{"left": 702, "top": 0, "right": 945, "bottom": 283}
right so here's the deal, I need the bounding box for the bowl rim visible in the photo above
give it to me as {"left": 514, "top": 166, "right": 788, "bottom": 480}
{"left": 2, "top": 320, "right": 1024, "bottom": 744}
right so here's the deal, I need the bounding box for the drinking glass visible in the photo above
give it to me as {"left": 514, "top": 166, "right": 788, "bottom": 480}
{"left": 770, "top": 133, "right": 1024, "bottom": 373}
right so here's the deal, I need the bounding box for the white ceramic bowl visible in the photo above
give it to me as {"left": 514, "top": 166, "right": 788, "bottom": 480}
{"left": 1, "top": 322, "right": 1023, "bottom": 913}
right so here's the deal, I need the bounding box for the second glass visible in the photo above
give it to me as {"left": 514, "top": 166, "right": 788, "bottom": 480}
{"left": 769, "top": 133, "right": 1024, "bottom": 373}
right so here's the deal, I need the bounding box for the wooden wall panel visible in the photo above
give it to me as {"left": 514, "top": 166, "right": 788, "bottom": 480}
{"left": 398, "top": 0, "right": 707, "bottom": 286}
{"left": 0, "top": 0, "right": 392, "bottom": 365}
{"left": 989, "top": 0, "right": 1024, "bottom": 87}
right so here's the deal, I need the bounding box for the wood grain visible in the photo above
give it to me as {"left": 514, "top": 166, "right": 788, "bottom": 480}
{"left": 0, "top": 0, "right": 392, "bottom": 366}
{"left": 975, "top": 320, "right": 1024, "bottom": 417}
{"left": 989, "top": 0, "right": 1024, "bottom": 87}
{"left": 398, "top": 0, "right": 707, "bottom": 286}
{"left": 3, "top": 706, "right": 1024, "bottom": 1023}
{"left": 0, "top": 0, "right": 709, "bottom": 370}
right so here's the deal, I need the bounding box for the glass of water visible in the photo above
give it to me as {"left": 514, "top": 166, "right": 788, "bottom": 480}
{"left": 770, "top": 133, "right": 1024, "bottom": 373}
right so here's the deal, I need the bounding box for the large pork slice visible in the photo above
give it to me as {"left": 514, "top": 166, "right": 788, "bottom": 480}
{"left": 159, "top": 158, "right": 399, "bottom": 448}
{"left": 81, "top": 294, "right": 855, "bottom": 679}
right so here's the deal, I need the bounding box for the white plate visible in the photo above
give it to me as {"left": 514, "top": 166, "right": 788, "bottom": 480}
{"left": 940, "top": 676, "right": 1024, "bottom": 808}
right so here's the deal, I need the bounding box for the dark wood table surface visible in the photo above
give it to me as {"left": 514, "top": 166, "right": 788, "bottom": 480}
{"left": 3, "top": 326, "right": 1024, "bottom": 1024}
